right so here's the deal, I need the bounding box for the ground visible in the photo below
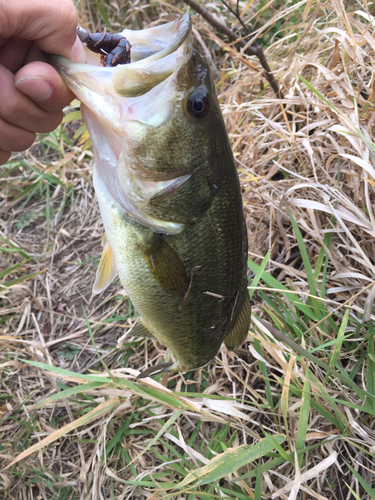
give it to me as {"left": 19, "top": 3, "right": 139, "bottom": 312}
{"left": 1, "top": 0, "right": 375, "bottom": 499}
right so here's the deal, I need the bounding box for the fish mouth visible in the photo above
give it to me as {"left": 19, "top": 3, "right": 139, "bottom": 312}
{"left": 51, "top": 15, "right": 194, "bottom": 235}
{"left": 51, "top": 14, "right": 192, "bottom": 99}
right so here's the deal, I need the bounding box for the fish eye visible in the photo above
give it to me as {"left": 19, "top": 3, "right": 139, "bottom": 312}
{"left": 187, "top": 90, "right": 209, "bottom": 118}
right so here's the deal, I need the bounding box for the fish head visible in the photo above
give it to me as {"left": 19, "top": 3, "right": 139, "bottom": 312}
{"left": 52, "top": 15, "right": 223, "bottom": 234}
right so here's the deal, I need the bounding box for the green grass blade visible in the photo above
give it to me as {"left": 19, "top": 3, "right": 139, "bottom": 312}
{"left": 82, "top": 306, "right": 114, "bottom": 380}
{"left": 106, "top": 417, "right": 132, "bottom": 457}
{"left": 249, "top": 252, "right": 270, "bottom": 299}
{"left": 254, "top": 460, "right": 262, "bottom": 500}
{"left": 22, "top": 359, "right": 110, "bottom": 383}
{"left": 298, "top": 73, "right": 375, "bottom": 155}
{"left": 176, "top": 435, "right": 285, "bottom": 488}
{"left": 259, "top": 321, "right": 367, "bottom": 401}
{"left": 345, "top": 461, "right": 375, "bottom": 499}
{"left": 296, "top": 366, "right": 311, "bottom": 467}
{"left": 33, "top": 381, "right": 105, "bottom": 408}
{"left": 4, "top": 398, "right": 121, "bottom": 470}
{"left": 125, "top": 408, "right": 185, "bottom": 470}
{"left": 264, "top": 430, "right": 294, "bottom": 466}
{"left": 253, "top": 338, "right": 274, "bottom": 408}
{"left": 62, "top": 110, "right": 82, "bottom": 123}
{"left": 46, "top": 183, "right": 50, "bottom": 232}
{"left": 284, "top": 202, "right": 316, "bottom": 296}
{"left": 1, "top": 269, "right": 46, "bottom": 288}
{"left": 284, "top": 202, "right": 326, "bottom": 320}
{"left": 248, "top": 260, "right": 317, "bottom": 320}
{"left": 367, "top": 322, "right": 375, "bottom": 410}
{"left": 308, "top": 372, "right": 348, "bottom": 427}
{"left": 345, "top": 483, "right": 362, "bottom": 500}
{"left": 329, "top": 304, "right": 350, "bottom": 368}
{"left": 0, "top": 260, "right": 29, "bottom": 279}
{"left": 95, "top": 0, "right": 111, "bottom": 28}
{"left": 0, "top": 237, "right": 34, "bottom": 260}
{"left": 234, "top": 437, "right": 341, "bottom": 483}
{"left": 288, "top": 382, "right": 344, "bottom": 429}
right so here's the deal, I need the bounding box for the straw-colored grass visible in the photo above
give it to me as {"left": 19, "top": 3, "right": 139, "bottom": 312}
{"left": 1, "top": 0, "right": 375, "bottom": 498}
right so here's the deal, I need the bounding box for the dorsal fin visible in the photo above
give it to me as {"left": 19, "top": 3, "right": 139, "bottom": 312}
{"left": 224, "top": 292, "right": 251, "bottom": 350}
{"left": 92, "top": 238, "right": 118, "bottom": 294}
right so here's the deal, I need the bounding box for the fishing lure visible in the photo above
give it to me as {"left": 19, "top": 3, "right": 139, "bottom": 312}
{"left": 76, "top": 26, "right": 131, "bottom": 67}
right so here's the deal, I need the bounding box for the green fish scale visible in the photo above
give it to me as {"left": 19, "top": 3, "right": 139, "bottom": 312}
{"left": 95, "top": 137, "right": 248, "bottom": 371}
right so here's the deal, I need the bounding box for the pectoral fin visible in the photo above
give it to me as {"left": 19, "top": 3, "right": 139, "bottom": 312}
{"left": 224, "top": 292, "right": 251, "bottom": 350}
{"left": 141, "top": 234, "right": 188, "bottom": 296}
{"left": 137, "top": 362, "right": 175, "bottom": 379}
{"left": 93, "top": 239, "right": 118, "bottom": 294}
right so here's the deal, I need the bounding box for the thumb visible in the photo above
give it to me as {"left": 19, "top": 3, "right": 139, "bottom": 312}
{"left": 0, "top": 0, "right": 85, "bottom": 61}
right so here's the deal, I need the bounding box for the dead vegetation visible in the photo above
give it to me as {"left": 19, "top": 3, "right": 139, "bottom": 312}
{"left": 1, "top": 0, "right": 375, "bottom": 498}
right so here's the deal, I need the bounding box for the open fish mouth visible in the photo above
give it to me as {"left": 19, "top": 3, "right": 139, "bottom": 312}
{"left": 51, "top": 14, "right": 191, "bottom": 101}
{"left": 51, "top": 15, "right": 195, "bottom": 235}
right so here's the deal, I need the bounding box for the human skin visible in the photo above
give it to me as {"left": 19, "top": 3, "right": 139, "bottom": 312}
{"left": 0, "top": 0, "right": 86, "bottom": 164}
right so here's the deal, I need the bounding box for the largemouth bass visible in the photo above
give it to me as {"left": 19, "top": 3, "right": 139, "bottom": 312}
{"left": 52, "top": 15, "right": 250, "bottom": 378}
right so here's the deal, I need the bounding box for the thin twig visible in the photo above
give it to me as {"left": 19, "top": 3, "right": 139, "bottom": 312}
{"left": 182, "top": 0, "right": 256, "bottom": 56}
{"left": 221, "top": 0, "right": 250, "bottom": 36}
{"left": 182, "top": 0, "right": 283, "bottom": 98}
{"left": 179, "top": 265, "right": 202, "bottom": 309}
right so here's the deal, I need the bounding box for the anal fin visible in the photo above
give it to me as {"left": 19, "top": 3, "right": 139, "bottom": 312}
{"left": 93, "top": 237, "right": 118, "bottom": 294}
{"left": 224, "top": 292, "right": 251, "bottom": 350}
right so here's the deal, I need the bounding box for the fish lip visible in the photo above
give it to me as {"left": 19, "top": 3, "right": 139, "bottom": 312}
{"left": 124, "top": 13, "right": 192, "bottom": 66}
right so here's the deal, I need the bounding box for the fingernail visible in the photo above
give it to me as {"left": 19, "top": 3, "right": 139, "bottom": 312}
{"left": 15, "top": 76, "right": 53, "bottom": 101}
{"left": 71, "top": 35, "right": 87, "bottom": 63}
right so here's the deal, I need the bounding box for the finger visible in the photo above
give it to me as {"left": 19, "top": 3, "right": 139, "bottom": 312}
{"left": 15, "top": 61, "right": 75, "bottom": 113}
{"left": 0, "top": 0, "right": 86, "bottom": 62}
{"left": 0, "top": 37, "right": 31, "bottom": 72}
{"left": 0, "top": 117, "right": 36, "bottom": 153}
{"left": 0, "top": 64, "right": 63, "bottom": 133}
{"left": 0, "top": 150, "right": 11, "bottom": 165}
{"left": 23, "top": 42, "right": 47, "bottom": 66}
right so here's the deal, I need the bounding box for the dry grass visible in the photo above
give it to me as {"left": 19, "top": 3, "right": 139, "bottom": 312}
{"left": 1, "top": 0, "right": 375, "bottom": 498}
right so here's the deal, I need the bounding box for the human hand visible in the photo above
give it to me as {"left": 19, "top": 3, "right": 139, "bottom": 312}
{"left": 0, "top": 0, "right": 86, "bottom": 164}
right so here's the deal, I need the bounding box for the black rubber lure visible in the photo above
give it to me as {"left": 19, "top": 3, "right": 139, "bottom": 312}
{"left": 76, "top": 26, "right": 131, "bottom": 67}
